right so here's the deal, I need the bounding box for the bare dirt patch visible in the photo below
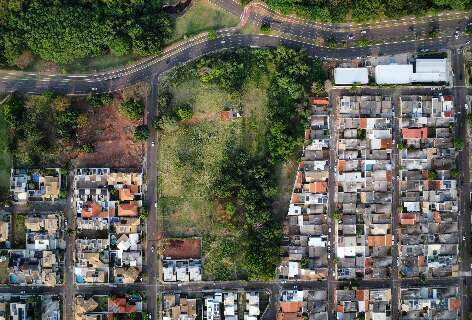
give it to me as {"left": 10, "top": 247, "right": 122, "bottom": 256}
{"left": 74, "top": 98, "right": 144, "bottom": 168}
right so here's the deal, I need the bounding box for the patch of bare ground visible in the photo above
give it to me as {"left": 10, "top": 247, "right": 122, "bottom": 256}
{"left": 72, "top": 96, "right": 144, "bottom": 168}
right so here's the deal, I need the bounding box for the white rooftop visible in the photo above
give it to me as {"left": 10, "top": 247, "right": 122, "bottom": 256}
{"left": 375, "top": 65, "right": 413, "bottom": 84}
{"left": 334, "top": 68, "right": 369, "bottom": 85}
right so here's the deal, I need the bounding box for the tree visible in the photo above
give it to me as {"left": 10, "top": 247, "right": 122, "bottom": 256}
{"left": 466, "top": 113, "right": 472, "bottom": 126}
{"left": 120, "top": 98, "right": 145, "bottom": 120}
{"left": 176, "top": 104, "right": 193, "bottom": 121}
{"left": 78, "top": 143, "right": 94, "bottom": 153}
{"left": 109, "top": 36, "right": 131, "bottom": 56}
{"left": 134, "top": 125, "right": 150, "bottom": 141}
{"left": 427, "top": 170, "right": 438, "bottom": 181}
{"left": 357, "top": 38, "right": 371, "bottom": 47}
{"left": 76, "top": 114, "right": 89, "bottom": 128}
{"left": 53, "top": 96, "right": 71, "bottom": 112}
{"left": 453, "top": 138, "right": 465, "bottom": 151}
{"left": 87, "top": 94, "right": 104, "bottom": 108}
{"left": 451, "top": 168, "right": 460, "bottom": 178}
{"left": 208, "top": 30, "right": 217, "bottom": 41}
{"left": 397, "top": 141, "right": 405, "bottom": 150}
{"left": 333, "top": 209, "right": 342, "bottom": 221}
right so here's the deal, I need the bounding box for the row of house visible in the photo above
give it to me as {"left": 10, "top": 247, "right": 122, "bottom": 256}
{"left": 10, "top": 168, "right": 62, "bottom": 203}
{"left": 74, "top": 294, "right": 143, "bottom": 320}
{"left": 336, "top": 288, "right": 392, "bottom": 320}
{"left": 9, "top": 213, "right": 65, "bottom": 286}
{"left": 73, "top": 168, "right": 145, "bottom": 284}
{"left": 161, "top": 238, "right": 202, "bottom": 282}
{"left": 278, "top": 97, "right": 331, "bottom": 280}
{"left": 400, "top": 287, "right": 460, "bottom": 319}
{"left": 277, "top": 290, "right": 328, "bottom": 320}
{"left": 162, "top": 291, "right": 261, "bottom": 320}
{"left": 0, "top": 295, "right": 61, "bottom": 320}
{"left": 335, "top": 96, "right": 394, "bottom": 280}
{"left": 398, "top": 95, "right": 460, "bottom": 278}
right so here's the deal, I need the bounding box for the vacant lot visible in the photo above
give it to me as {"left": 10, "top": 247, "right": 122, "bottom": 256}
{"left": 170, "top": 0, "right": 239, "bottom": 42}
{"left": 74, "top": 98, "right": 144, "bottom": 168}
{"left": 158, "top": 73, "right": 278, "bottom": 280}
{"left": 12, "top": 214, "right": 25, "bottom": 249}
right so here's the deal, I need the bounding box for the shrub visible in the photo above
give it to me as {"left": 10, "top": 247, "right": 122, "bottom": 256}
{"left": 176, "top": 104, "right": 193, "bottom": 121}
{"left": 76, "top": 114, "right": 89, "bottom": 128}
{"left": 208, "top": 30, "right": 217, "bottom": 41}
{"left": 100, "top": 94, "right": 113, "bottom": 106}
{"left": 453, "top": 138, "right": 465, "bottom": 151}
{"left": 134, "top": 125, "right": 150, "bottom": 141}
{"left": 86, "top": 94, "right": 104, "bottom": 108}
{"left": 78, "top": 143, "right": 94, "bottom": 153}
{"left": 120, "top": 98, "right": 145, "bottom": 120}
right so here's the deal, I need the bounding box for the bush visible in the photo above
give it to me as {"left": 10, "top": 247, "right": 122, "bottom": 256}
{"left": 134, "top": 125, "right": 150, "bottom": 141}
{"left": 78, "top": 143, "right": 94, "bottom": 153}
{"left": 208, "top": 30, "right": 218, "bottom": 41}
{"left": 176, "top": 104, "right": 193, "bottom": 121}
{"left": 120, "top": 98, "right": 145, "bottom": 120}
{"left": 453, "top": 138, "right": 465, "bottom": 151}
{"left": 100, "top": 94, "right": 113, "bottom": 106}
{"left": 86, "top": 94, "right": 103, "bottom": 108}
{"left": 76, "top": 114, "right": 89, "bottom": 128}
{"left": 260, "top": 24, "right": 271, "bottom": 33}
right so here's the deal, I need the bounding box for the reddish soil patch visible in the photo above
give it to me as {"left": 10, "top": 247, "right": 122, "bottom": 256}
{"left": 162, "top": 238, "right": 201, "bottom": 259}
{"left": 74, "top": 99, "right": 144, "bottom": 168}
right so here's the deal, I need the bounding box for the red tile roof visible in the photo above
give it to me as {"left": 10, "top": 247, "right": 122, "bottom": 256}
{"left": 311, "top": 98, "right": 329, "bottom": 106}
{"left": 308, "top": 182, "right": 327, "bottom": 193}
{"left": 401, "top": 128, "right": 428, "bottom": 139}
{"left": 118, "top": 202, "right": 138, "bottom": 217}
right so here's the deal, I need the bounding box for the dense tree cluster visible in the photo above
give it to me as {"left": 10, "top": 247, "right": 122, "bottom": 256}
{"left": 0, "top": 0, "right": 172, "bottom": 66}
{"left": 263, "top": 0, "right": 472, "bottom": 22}
{"left": 2, "top": 93, "right": 80, "bottom": 165}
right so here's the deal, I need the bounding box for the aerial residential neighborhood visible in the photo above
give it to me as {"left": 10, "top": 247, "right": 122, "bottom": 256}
{"left": 0, "top": 0, "right": 471, "bottom": 319}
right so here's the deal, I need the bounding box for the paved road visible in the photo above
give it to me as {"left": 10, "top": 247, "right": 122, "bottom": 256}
{"left": 0, "top": 33, "right": 470, "bottom": 95}
{"left": 144, "top": 75, "right": 160, "bottom": 319}
{"left": 450, "top": 48, "right": 471, "bottom": 320}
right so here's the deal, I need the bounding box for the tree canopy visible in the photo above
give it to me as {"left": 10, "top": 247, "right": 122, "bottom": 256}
{"left": 0, "top": 0, "right": 172, "bottom": 66}
{"left": 263, "top": 0, "right": 472, "bottom": 22}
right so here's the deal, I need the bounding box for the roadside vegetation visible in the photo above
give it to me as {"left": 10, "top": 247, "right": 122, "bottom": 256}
{"left": 0, "top": 98, "right": 11, "bottom": 197}
{"left": 170, "top": 0, "right": 239, "bottom": 42}
{"left": 261, "top": 0, "right": 472, "bottom": 23}
{"left": 0, "top": 1, "right": 172, "bottom": 69}
{"left": 157, "top": 47, "right": 326, "bottom": 280}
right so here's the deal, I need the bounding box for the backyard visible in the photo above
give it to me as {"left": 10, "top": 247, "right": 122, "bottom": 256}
{"left": 12, "top": 214, "right": 26, "bottom": 249}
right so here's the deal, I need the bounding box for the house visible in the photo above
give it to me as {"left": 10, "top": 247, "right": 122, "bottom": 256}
{"left": 10, "top": 169, "right": 61, "bottom": 203}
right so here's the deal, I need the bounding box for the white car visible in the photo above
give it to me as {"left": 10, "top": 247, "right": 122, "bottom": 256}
{"left": 328, "top": 253, "right": 331, "bottom": 259}
{"left": 361, "top": 30, "right": 367, "bottom": 34}
{"left": 328, "top": 227, "right": 332, "bottom": 233}
{"left": 154, "top": 202, "right": 157, "bottom": 208}
{"left": 151, "top": 141, "right": 155, "bottom": 147}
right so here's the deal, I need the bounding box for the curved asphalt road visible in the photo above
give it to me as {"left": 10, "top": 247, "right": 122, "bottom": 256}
{"left": 0, "top": 33, "right": 470, "bottom": 95}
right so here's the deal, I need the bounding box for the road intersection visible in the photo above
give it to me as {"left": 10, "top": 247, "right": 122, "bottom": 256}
{"left": 0, "top": 2, "right": 471, "bottom": 319}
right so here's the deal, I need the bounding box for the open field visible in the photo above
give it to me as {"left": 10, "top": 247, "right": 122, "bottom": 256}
{"left": 169, "top": 0, "right": 239, "bottom": 42}
{"left": 158, "top": 73, "right": 275, "bottom": 279}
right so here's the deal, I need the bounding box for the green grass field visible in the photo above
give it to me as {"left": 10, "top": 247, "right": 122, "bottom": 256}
{"left": 0, "top": 104, "right": 11, "bottom": 195}
{"left": 157, "top": 74, "right": 276, "bottom": 280}
{"left": 169, "top": 0, "right": 239, "bottom": 43}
